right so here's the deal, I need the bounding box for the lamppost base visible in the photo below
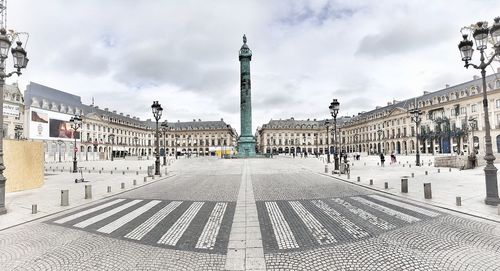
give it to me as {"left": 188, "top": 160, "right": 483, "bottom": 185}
{"left": 334, "top": 157, "right": 339, "bottom": 170}
{"left": 0, "top": 206, "right": 6, "bottom": 215}
{"left": 485, "top": 196, "right": 500, "bottom": 206}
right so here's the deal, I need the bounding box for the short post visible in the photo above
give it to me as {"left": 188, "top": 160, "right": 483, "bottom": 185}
{"left": 122, "top": 171, "right": 125, "bottom": 175}
{"left": 84, "top": 185, "right": 92, "bottom": 199}
{"left": 324, "top": 165, "right": 328, "bottom": 173}
{"left": 449, "top": 168, "right": 452, "bottom": 172}
{"left": 364, "top": 162, "right": 366, "bottom": 166}
{"left": 152, "top": 175, "right": 156, "bottom": 180}
{"left": 384, "top": 182, "right": 388, "bottom": 189}
{"left": 121, "top": 182, "right": 125, "bottom": 189}
{"left": 456, "top": 196, "right": 461, "bottom": 206}
{"left": 111, "top": 171, "right": 113, "bottom": 175}
{"left": 32, "top": 204, "right": 37, "bottom": 214}
{"left": 357, "top": 176, "right": 360, "bottom": 182}
{"left": 136, "top": 171, "right": 139, "bottom": 175}
{"left": 61, "top": 190, "right": 69, "bottom": 206}
{"left": 369, "top": 179, "right": 373, "bottom": 185}
{"left": 107, "top": 186, "right": 111, "bottom": 193}
{"left": 99, "top": 170, "right": 101, "bottom": 174}
{"left": 127, "top": 167, "right": 129, "bottom": 170}
{"left": 347, "top": 172, "right": 350, "bottom": 179}
{"left": 133, "top": 179, "right": 137, "bottom": 186}
{"left": 437, "top": 169, "right": 440, "bottom": 173}
{"left": 144, "top": 176, "right": 148, "bottom": 183}
{"left": 409, "top": 164, "right": 411, "bottom": 168}
{"left": 377, "top": 162, "right": 379, "bottom": 166}
{"left": 425, "top": 171, "right": 428, "bottom": 175}
{"left": 115, "top": 167, "right": 117, "bottom": 170}
{"left": 164, "top": 168, "right": 168, "bottom": 175}
{"left": 401, "top": 178, "right": 408, "bottom": 193}
{"left": 403, "top": 164, "right": 405, "bottom": 167}
{"left": 424, "top": 183, "right": 432, "bottom": 199}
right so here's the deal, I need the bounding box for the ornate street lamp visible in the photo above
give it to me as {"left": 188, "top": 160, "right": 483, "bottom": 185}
{"left": 14, "top": 125, "right": 23, "bottom": 140}
{"left": 354, "top": 134, "right": 359, "bottom": 153}
{"left": 69, "top": 115, "right": 82, "bottom": 173}
{"left": 151, "top": 101, "right": 163, "bottom": 175}
{"left": 0, "top": 28, "right": 29, "bottom": 215}
{"left": 458, "top": 17, "right": 500, "bottom": 205}
{"left": 410, "top": 107, "right": 423, "bottom": 166}
{"left": 468, "top": 117, "right": 478, "bottom": 154}
{"left": 377, "top": 129, "right": 384, "bottom": 154}
{"left": 109, "top": 133, "right": 115, "bottom": 161}
{"left": 57, "top": 139, "right": 63, "bottom": 162}
{"left": 329, "top": 99, "right": 340, "bottom": 170}
{"left": 161, "top": 120, "right": 168, "bottom": 166}
{"left": 133, "top": 136, "right": 138, "bottom": 157}
{"left": 325, "top": 120, "right": 331, "bottom": 163}
{"left": 175, "top": 135, "right": 179, "bottom": 159}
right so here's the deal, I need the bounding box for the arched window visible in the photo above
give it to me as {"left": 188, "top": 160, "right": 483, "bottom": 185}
{"left": 496, "top": 135, "right": 500, "bottom": 153}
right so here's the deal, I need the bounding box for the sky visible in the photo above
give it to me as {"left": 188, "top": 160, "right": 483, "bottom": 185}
{"left": 6, "top": 0, "right": 500, "bottom": 133}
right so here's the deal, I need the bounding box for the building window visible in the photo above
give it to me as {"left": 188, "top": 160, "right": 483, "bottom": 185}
{"left": 460, "top": 107, "right": 467, "bottom": 115}
{"left": 471, "top": 104, "right": 477, "bottom": 113}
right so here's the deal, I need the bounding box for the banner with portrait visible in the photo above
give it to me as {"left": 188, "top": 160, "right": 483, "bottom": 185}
{"left": 29, "top": 108, "right": 80, "bottom": 141}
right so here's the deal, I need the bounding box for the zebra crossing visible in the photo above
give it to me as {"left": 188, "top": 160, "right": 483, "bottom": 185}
{"left": 257, "top": 194, "right": 443, "bottom": 252}
{"left": 49, "top": 198, "right": 235, "bottom": 254}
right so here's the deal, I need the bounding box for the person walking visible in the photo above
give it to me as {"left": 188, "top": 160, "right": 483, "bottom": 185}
{"left": 380, "top": 153, "right": 385, "bottom": 167}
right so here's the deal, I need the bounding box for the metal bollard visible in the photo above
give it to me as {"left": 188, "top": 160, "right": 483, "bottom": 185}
{"left": 127, "top": 167, "right": 129, "bottom": 170}
{"left": 115, "top": 167, "right": 117, "bottom": 170}
{"left": 111, "top": 171, "right": 113, "bottom": 175}
{"left": 347, "top": 172, "right": 350, "bottom": 179}
{"left": 152, "top": 175, "right": 156, "bottom": 180}
{"left": 384, "top": 182, "right": 388, "bottom": 189}
{"left": 84, "top": 185, "right": 92, "bottom": 199}
{"left": 498, "top": 205, "right": 500, "bottom": 215}
{"left": 99, "top": 170, "right": 101, "bottom": 174}
{"left": 449, "top": 168, "right": 452, "bottom": 172}
{"left": 364, "top": 162, "right": 366, "bottom": 166}
{"left": 139, "top": 166, "right": 142, "bottom": 170}
{"left": 107, "top": 186, "right": 111, "bottom": 193}
{"left": 411, "top": 172, "right": 414, "bottom": 178}
{"left": 121, "top": 183, "right": 125, "bottom": 189}
{"left": 136, "top": 171, "right": 139, "bottom": 175}
{"left": 123, "top": 171, "right": 125, "bottom": 175}
{"left": 324, "top": 165, "right": 328, "bottom": 173}
{"left": 144, "top": 176, "right": 148, "bottom": 183}
{"left": 399, "top": 161, "right": 401, "bottom": 164}
{"left": 456, "top": 196, "right": 461, "bottom": 206}
{"left": 424, "top": 183, "right": 432, "bottom": 199}
{"left": 425, "top": 171, "right": 428, "bottom": 175}
{"left": 437, "top": 169, "right": 440, "bottom": 173}
{"left": 133, "top": 179, "right": 137, "bottom": 186}
{"left": 369, "top": 179, "right": 373, "bottom": 185}
{"left": 88, "top": 170, "right": 91, "bottom": 174}
{"left": 409, "top": 164, "right": 411, "bottom": 168}
{"left": 403, "top": 164, "right": 405, "bottom": 167}
{"left": 32, "top": 204, "right": 38, "bottom": 214}
{"left": 401, "top": 178, "right": 408, "bottom": 193}
{"left": 357, "top": 176, "right": 360, "bottom": 182}
{"left": 61, "top": 190, "right": 69, "bottom": 206}
{"left": 165, "top": 168, "right": 168, "bottom": 175}
{"left": 377, "top": 162, "right": 379, "bottom": 166}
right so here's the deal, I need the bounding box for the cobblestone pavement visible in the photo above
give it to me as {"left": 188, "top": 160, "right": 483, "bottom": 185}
{"left": 2, "top": 158, "right": 500, "bottom": 270}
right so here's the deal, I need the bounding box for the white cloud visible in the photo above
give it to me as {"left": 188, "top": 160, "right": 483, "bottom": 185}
{"left": 6, "top": 0, "right": 500, "bottom": 133}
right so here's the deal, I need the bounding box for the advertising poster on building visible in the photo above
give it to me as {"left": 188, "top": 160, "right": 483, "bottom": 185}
{"left": 29, "top": 108, "right": 80, "bottom": 141}
{"left": 3, "top": 103, "right": 20, "bottom": 117}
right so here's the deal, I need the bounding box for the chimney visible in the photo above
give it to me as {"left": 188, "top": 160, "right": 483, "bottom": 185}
{"left": 445, "top": 84, "right": 450, "bottom": 88}
{"left": 221, "top": 118, "right": 224, "bottom": 121}
{"left": 193, "top": 119, "right": 196, "bottom": 122}
{"left": 473, "top": 75, "right": 480, "bottom": 80}
{"left": 95, "top": 106, "right": 99, "bottom": 109}
{"left": 104, "top": 108, "right": 108, "bottom": 111}
{"left": 376, "top": 106, "right": 381, "bottom": 109}
{"left": 146, "top": 118, "right": 151, "bottom": 122}
{"left": 120, "top": 112, "right": 124, "bottom": 116}
{"left": 423, "top": 91, "right": 430, "bottom": 95}
{"left": 126, "top": 114, "right": 130, "bottom": 117}
{"left": 113, "top": 110, "right": 117, "bottom": 114}
{"left": 387, "top": 102, "right": 392, "bottom": 106}
{"left": 198, "top": 119, "right": 201, "bottom": 121}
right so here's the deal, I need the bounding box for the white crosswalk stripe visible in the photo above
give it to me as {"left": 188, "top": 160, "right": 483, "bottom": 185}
{"left": 367, "top": 195, "right": 441, "bottom": 217}
{"left": 158, "top": 202, "right": 204, "bottom": 246}
{"left": 351, "top": 197, "right": 420, "bottom": 223}
{"left": 73, "top": 200, "right": 143, "bottom": 228}
{"left": 331, "top": 198, "right": 395, "bottom": 230}
{"left": 290, "top": 201, "right": 336, "bottom": 245}
{"left": 311, "top": 200, "right": 370, "bottom": 239}
{"left": 125, "top": 201, "right": 182, "bottom": 241}
{"left": 195, "top": 202, "right": 228, "bottom": 249}
{"left": 97, "top": 200, "right": 162, "bottom": 234}
{"left": 265, "top": 201, "right": 299, "bottom": 250}
{"left": 54, "top": 199, "right": 125, "bottom": 224}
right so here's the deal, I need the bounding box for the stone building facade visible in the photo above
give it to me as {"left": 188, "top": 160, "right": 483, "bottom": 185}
{"left": 2, "top": 83, "right": 24, "bottom": 139}
{"left": 342, "top": 72, "right": 500, "bottom": 156}
{"left": 24, "top": 82, "right": 237, "bottom": 162}
{"left": 256, "top": 117, "right": 348, "bottom": 155}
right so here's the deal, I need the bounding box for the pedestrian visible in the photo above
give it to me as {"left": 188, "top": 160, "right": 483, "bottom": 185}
{"left": 380, "top": 153, "right": 385, "bottom": 167}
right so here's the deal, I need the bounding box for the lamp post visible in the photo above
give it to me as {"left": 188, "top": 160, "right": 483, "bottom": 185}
{"left": 329, "top": 99, "right": 340, "bottom": 170}
{"left": 458, "top": 17, "right": 500, "bottom": 205}
{"left": 69, "top": 115, "right": 82, "bottom": 173}
{"left": 161, "top": 120, "right": 168, "bottom": 166}
{"left": 326, "top": 120, "right": 331, "bottom": 163}
{"left": 133, "top": 136, "right": 138, "bottom": 157}
{"left": 14, "top": 125, "right": 22, "bottom": 140}
{"left": 0, "top": 26, "right": 29, "bottom": 215}
{"left": 354, "top": 134, "right": 359, "bottom": 153}
{"left": 377, "top": 129, "right": 383, "bottom": 154}
{"left": 175, "top": 135, "right": 179, "bottom": 159}
{"left": 109, "top": 133, "right": 115, "bottom": 161}
{"left": 151, "top": 101, "right": 163, "bottom": 175}
{"left": 57, "top": 139, "right": 63, "bottom": 162}
{"left": 468, "top": 117, "right": 478, "bottom": 154}
{"left": 410, "top": 107, "right": 423, "bottom": 166}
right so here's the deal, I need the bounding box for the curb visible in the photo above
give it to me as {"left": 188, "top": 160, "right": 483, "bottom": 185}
{"left": 0, "top": 173, "right": 177, "bottom": 232}
{"left": 316, "top": 171, "right": 500, "bottom": 224}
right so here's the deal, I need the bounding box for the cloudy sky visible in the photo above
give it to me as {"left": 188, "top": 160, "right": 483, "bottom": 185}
{"left": 6, "top": 0, "right": 500, "bottom": 132}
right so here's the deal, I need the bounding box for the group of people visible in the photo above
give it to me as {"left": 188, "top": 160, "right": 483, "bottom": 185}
{"left": 379, "top": 152, "right": 397, "bottom": 167}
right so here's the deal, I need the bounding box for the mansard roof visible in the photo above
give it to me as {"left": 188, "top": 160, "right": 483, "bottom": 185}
{"left": 261, "top": 117, "right": 350, "bottom": 130}
{"left": 145, "top": 119, "right": 233, "bottom": 131}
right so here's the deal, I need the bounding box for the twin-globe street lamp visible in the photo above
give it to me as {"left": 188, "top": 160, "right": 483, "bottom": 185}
{"left": 69, "top": 115, "right": 82, "bottom": 173}
{"left": 151, "top": 101, "right": 163, "bottom": 175}
{"left": 109, "top": 133, "right": 115, "bottom": 161}
{"left": 458, "top": 17, "right": 500, "bottom": 205}
{"left": 468, "top": 117, "right": 478, "bottom": 155}
{"left": 161, "top": 120, "right": 169, "bottom": 166}
{"left": 329, "top": 99, "right": 340, "bottom": 170}
{"left": 377, "top": 129, "right": 384, "bottom": 154}
{"left": 0, "top": 28, "right": 29, "bottom": 215}
{"left": 409, "top": 107, "right": 423, "bottom": 166}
